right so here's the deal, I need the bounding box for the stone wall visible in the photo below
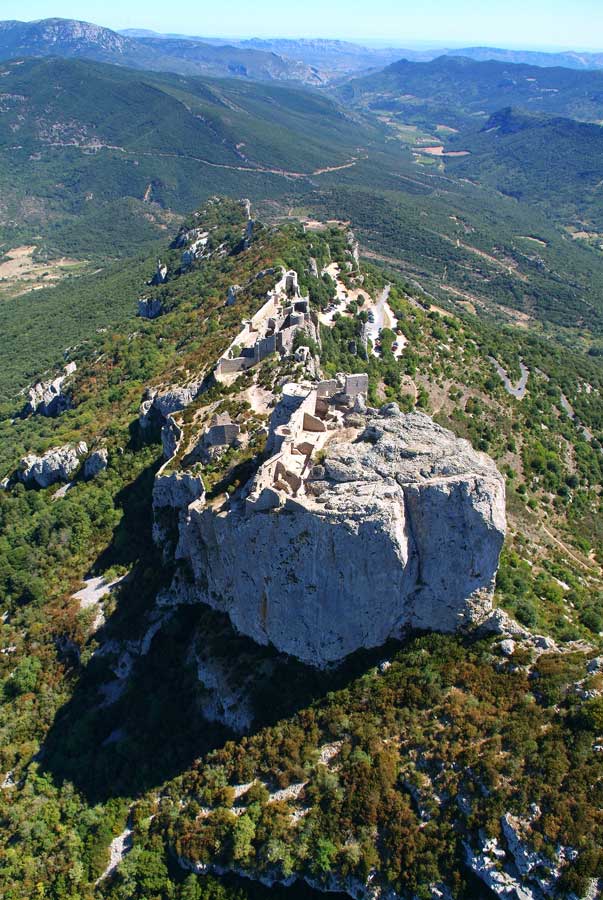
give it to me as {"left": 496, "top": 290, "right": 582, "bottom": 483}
{"left": 216, "top": 356, "right": 254, "bottom": 378}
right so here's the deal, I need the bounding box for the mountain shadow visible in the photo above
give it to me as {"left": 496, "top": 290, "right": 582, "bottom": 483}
{"left": 40, "top": 448, "right": 400, "bottom": 803}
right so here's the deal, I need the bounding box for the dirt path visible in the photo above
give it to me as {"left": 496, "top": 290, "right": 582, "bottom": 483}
{"left": 559, "top": 393, "right": 594, "bottom": 442}
{"left": 366, "top": 285, "right": 393, "bottom": 353}
{"left": 133, "top": 149, "right": 362, "bottom": 181}
{"left": 541, "top": 525, "right": 595, "bottom": 573}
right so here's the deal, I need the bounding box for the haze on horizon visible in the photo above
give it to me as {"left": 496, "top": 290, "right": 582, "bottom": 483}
{"left": 2, "top": 0, "right": 603, "bottom": 52}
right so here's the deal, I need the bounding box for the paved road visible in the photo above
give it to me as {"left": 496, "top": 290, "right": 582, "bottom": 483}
{"left": 489, "top": 357, "right": 529, "bottom": 399}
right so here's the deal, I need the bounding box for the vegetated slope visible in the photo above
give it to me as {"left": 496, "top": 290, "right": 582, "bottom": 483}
{"left": 443, "top": 107, "right": 603, "bottom": 230}
{"left": 0, "top": 56, "right": 373, "bottom": 256}
{"left": 0, "top": 18, "right": 320, "bottom": 83}
{"left": 0, "top": 199, "right": 601, "bottom": 900}
{"left": 0, "top": 250, "right": 157, "bottom": 403}
{"left": 303, "top": 166, "right": 603, "bottom": 336}
{"left": 5, "top": 55, "right": 603, "bottom": 342}
{"left": 336, "top": 55, "right": 603, "bottom": 127}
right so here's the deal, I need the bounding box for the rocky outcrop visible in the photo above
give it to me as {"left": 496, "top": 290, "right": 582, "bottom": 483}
{"left": 19, "top": 441, "right": 88, "bottom": 488}
{"left": 139, "top": 382, "right": 203, "bottom": 431}
{"left": 137, "top": 297, "right": 164, "bottom": 319}
{"left": 24, "top": 362, "right": 77, "bottom": 417}
{"left": 226, "top": 284, "right": 241, "bottom": 306}
{"left": 152, "top": 471, "right": 205, "bottom": 550}
{"left": 465, "top": 812, "right": 585, "bottom": 900}
{"left": 84, "top": 448, "right": 108, "bottom": 480}
{"left": 181, "top": 233, "right": 209, "bottom": 268}
{"left": 172, "top": 402, "right": 506, "bottom": 667}
{"left": 346, "top": 230, "right": 360, "bottom": 267}
{"left": 150, "top": 259, "right": 168, "bottom": 285}
{"left": 243, "top": 218, "right": 255, "bottom": 250}
{"left": 161, "top": 416, "right": 183, "bottom": 461}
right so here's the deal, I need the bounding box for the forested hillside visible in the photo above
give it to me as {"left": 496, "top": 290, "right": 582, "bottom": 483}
{"left": 0, "top": 57, "right": 372, "bottom": 255}
{"left": 443, "top": 107, "right": 603, "bottom": 229}
{"left": 0, "top": 198, "right": 601, "bottom": 900}
{"left": 337, "top": 55, "right": 603, "bottom": 126}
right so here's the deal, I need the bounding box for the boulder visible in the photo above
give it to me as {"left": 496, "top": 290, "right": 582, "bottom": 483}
{"left": 499, "top": 639, "right": 516, "bottom": 657}
{"left": 19, "top": 442, "right": 88, "bottom": 488}
{"left": 175, "top": 406, "right": 506, "bottom": 666}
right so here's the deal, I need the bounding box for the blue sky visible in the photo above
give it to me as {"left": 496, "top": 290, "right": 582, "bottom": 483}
{"left": 4, "top": 0, "right": 603, "bottom": 50}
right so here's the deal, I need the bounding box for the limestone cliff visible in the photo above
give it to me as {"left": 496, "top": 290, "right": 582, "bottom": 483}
{"left": 168, "top": 394, "right": 505, "bottom": 667}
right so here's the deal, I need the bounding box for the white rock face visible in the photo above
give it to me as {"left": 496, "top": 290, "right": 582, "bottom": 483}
{"left": 19, "top": 442, "right": 88, "bottom": 488}
{"left": 161, "top": 416, "right": 183, "bottom": 461}
{"left": 151, "top": 259, "right": 168, "bottom": 285}
{"left": 175, "top": 406, "right": 506, "bottom": 666}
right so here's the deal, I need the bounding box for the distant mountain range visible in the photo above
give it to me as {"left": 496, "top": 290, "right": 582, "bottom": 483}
{"left": 3, "top": 19, "right": 603, "bottom": 88}
{"left": 122, "top": 28, "right": 603, "bottom": 73}
{"left": 441, "top": 45, "right": 603, "bottom": 70}
{"left": 0, "top": 18, "right": 323, "bottom": 83}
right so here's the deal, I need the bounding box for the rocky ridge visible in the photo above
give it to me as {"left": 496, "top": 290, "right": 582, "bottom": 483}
{"left": 159, "top": 382, "right": 506, "bottom": 667}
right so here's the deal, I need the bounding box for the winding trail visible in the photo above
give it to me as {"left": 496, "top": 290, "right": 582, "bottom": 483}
{"left": 559, "top": 393, "right": 594, "bottom": 442}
